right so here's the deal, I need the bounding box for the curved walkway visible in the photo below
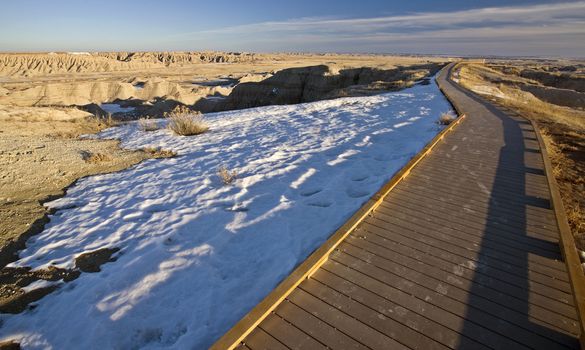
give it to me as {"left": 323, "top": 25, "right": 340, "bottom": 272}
{"left": 216, "top": 64, "right": 581, "bottom": 349}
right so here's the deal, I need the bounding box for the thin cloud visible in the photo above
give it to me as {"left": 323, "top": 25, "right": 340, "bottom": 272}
{"left": 167, "top": 1, "right": 585, "bottom": 56}
{"left": 186, "top": 1, "right": 585, "bottom": 35}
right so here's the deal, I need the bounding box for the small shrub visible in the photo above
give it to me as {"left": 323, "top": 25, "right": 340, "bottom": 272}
{"left": 439, "top": 112, "right": 456, "bottom": 125}
{"left": 138, "top": 118, "right": 160, "bottom": 132}
{"left": 166, "top": 108, "right": 209, "bottom": 136}
{"left": 104, "top": 113, "right": 118, "bottom": 127}
{"left": 218, "top": 166, "right": 237, "bottom": 185}
{"left": 81, "top": 151, "right": 111, "bottom": 163}
{"left": 142, "top": 147, "right": 177, "bottom": 158}
{"left": 92, "top": 112, "right": 118, "bottom": 128}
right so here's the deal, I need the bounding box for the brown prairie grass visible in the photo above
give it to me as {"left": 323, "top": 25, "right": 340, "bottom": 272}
{"left": 103, "top": 113, "right": 118, "bottom": 127}
{"left": 81, "top": 151, "right": 111, "bottom": 164}
{"left": 439, "top": 112, "right": 455, "bottom": 125}
{"left": 138, "top": 118, "right": 160, "bottom": 132}
{"left": 90, "top": 112, "right": 118, "bottom": 128}
{"left": 142, "top": 147, "right": 177, "bottom": 158}
{"left": 166, "top": 107, "right": 209, "bottom": 136}
{"left": 218, "top": 165, "right": 237, "bottom": 185}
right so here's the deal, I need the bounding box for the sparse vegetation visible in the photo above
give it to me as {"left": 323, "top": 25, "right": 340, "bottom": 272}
{"left": 90, "top": 112, "right": 118, "bottom": 128}
{"left": 81, "top": 151, "right": 112, "bottom": 164}
{"left": 104, "top": 113, "right": 117, "bottom": 127}
{"left": 218, "top": 165, "right": 237, "bottom": 185}
{"left": 165, "top": 106, "right": 209, "bottom": 136}
{"left": 142, "top": 147, "right": 177, "bottom": 158}
{"left": 439, "top": 112, "right": 455, "bottom": 125}
{"left": 138, "top": 117, "right": 160, "bottom": 132}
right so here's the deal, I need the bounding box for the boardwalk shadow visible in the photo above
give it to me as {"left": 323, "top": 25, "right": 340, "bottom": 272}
{"left": 451, "top": 85, "right": 579, "bottom": 349}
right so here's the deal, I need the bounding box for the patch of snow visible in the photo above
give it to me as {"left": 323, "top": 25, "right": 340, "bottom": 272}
{"left": 470, "top": 85, "right": 508, "bottom": 99}
{"left": 193, "top": 78, "right": 237, "bottom": 87}
{"left": 205, "top": 95, "right": 227, "bottom": 101}
{"left": 22, "top": 279, "right": 62, "bottom": 293}
{"left": 1, "top": 77, "right": 453, "bottom": 349}
{"left": 100, "top": 103, "right": 135, "bottom": 114}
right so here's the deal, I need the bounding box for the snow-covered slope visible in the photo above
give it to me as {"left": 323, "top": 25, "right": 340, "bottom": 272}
{"left": 1, "top": 78, "right": 453, "bottom": 349}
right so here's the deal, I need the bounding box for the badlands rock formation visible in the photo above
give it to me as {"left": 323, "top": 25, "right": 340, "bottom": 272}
{"left": 218, "top": 63, "right": 443, "bottom": 110}
{"left": 0, "top": 52, "right": 446, "bottom": 117}
{"left": 0, "top": 52, "right": 257, "bottom": 78}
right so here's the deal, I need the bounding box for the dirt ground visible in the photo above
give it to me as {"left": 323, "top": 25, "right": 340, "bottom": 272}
{"left": 456, "top": 61, "right": 585, "bottom": 250}
{"left": 0, "top": 107, "right": 176, "bottom": 313}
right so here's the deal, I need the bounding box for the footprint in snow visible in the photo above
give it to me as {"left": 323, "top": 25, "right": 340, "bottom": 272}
{"left": 346, "top": 188, "right": 370, "bottom": 198}
{"left": 300, "top": 188, "right": 323, "bottom": 197}
{"left": 350, "top": 174, "right": 370, "bottom": 182}
{"left": 307, "top": 200, "right": 333, "bottom": 208}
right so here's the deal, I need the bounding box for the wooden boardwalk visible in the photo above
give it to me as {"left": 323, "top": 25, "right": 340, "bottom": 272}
{"left": 214, "top": 64, "right": 583, "bottom": 349}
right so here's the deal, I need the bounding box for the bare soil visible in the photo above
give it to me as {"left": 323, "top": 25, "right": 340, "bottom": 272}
{"left": 0, "top": 109, "right": 175, "bottom": 314}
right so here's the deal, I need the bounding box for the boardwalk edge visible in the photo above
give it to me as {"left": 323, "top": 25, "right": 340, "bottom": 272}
{"left": 210, "top": 64, "right": 466, "bottom": 350}
{"left": 531, "top": 120, "right": 585, "bottom": 348}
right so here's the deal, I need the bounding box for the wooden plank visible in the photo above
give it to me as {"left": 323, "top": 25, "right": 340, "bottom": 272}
{"left": 431, "top": 143, "right": 544, "bottom": 157}
{"left": 259, "top": 313, "right": 327, "bottom": 349}
{"left": 429, "top": 150, "right": 544, "bottom": 166}
{"left": 344, "top": 235, "right": 579, "bottom": 328}
{"left": 378, "top": 198, "right": 562, "bottom": 253}
{"left": 419, "top": 152, "right": 548, "bottom": 178}
{"left": 274, "top": 300, "right": 369, "bottom": 350}
{"left": 391, "top": 185, "right": 559, "bottom": 231}
{"left": 380, "top": 196, "right": 560, "bottom": 251}
{"left": 244, "top": 328, "right": 289, "bottom": 350}
{"left": 349, "top": 231, "right": 573, "bottom": 310}
{"left": 368, "top": 213, "right": 568, "bottom": 277}
{"left": 323, "top": 258, "right": 577, "bottom": 349}
{"left": 359, "top": 221, "right": 573, "bottom": 295}
{"left": 422, "top": 152, "right": 545, "bottom": 172}
{"left": 299, "top": 277, "right": 451, "bottom": 350}
{"left": 407, "top": 181, "right": 550, "bottom": 209}
{"left": 288, "top": 288, "right": 408, "bottom": 350}
{"left": 384, "top": 189, "right": 561, "bottom": 242}
{"left": 392, "top": 182, "right": 557, "bottom": 222}
{"left": 331, "top": 251, "right": 571, "bottom": 350}
{"left": 412, "top": 163, "right": 551, "bottom": 193}
{"left": 408, "top": 166, "right": 551, "bottom": 198}
{"left": 402, "top": 174, "right": 553, "bottom": 210}
{"left": 339, "top": 241, "right": 577, "bottom": 323}
{"left": 312, "top": 267, "right": 490, "bottom": 349}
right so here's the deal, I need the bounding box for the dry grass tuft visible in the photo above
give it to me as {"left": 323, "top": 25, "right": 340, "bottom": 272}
{"left": 439, "top": 112, "right": 456, "bottom": 125}
{"left": 103, "top": 113, "right": 118, "bottom": 127}
{"left": 81, "top": 151, "right": 112, "bottom": 164}
{"left": 142, "top": 147, "right": 177, "bottom": 158}
{"left": 91, "top": 113, "right": 119, "bottom": 128}
{"left": 218, "top": 165, "right": 237, "bottom": 185}
{"left": 138, "top": 118, "right": 160, "bottom": 132}
{"left": 166, "top": 107, "right": 209, "bottom": 136}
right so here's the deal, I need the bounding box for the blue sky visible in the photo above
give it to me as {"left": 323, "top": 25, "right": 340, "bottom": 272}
{"left": 1, "top": 0, "right": 584, "bottom": 57}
